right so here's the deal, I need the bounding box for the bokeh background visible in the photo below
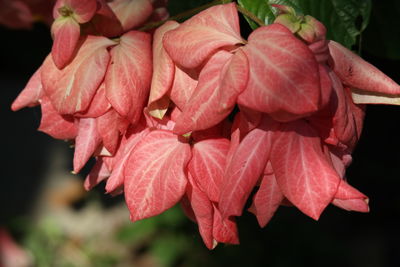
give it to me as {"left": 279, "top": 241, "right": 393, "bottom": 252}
{"left": 1, "top": 1, "right": 400, "bottom": 266}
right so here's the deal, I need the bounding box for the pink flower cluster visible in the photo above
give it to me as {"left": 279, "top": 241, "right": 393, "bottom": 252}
{"left": 12, "top": 2, "right": 400, "bottom": 248}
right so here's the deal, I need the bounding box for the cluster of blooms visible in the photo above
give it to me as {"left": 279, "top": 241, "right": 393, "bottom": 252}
{"left": 12, "top": 2, "right": 400, "bottom": 248}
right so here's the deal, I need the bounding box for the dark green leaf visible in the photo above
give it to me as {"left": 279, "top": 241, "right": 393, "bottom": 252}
{"left": 238, "top": 0, "right": 372, "bottom": 48}
{"left": 297, "top": 0, "right": 372, "bottom": 48}
{"left": 238, "top": 0, "right": 275, "bottom": 29}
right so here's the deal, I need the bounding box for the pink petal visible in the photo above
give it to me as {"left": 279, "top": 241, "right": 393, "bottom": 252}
{"left": 11, "top": 67, "right": 43, "bottom": 111}
{"left": 75, "top": 82, "right": 111, "bottom": 118}
{"left": 105, "top": 31, "right": 152, "bottom": 124}
{"left": 163, "top": 3, "right": 244, "bottom": 69}
{"left": 65, "top": 0, "right": 98, "bottom": 23}
{"left": 105, "top": 123, "right": 150, "bottom": 193}
{"left": 84, "top": 157, "right": 111, "bottom": 191}
{"left": 249, "top": 164, "right": 284, "bottom": 228}
{"left": 186, "top": 172, "right": 214, "bottom": 249}
{"left": 44, "top": 36, "right": 116, "bottom": 114}
{"left": 237, "top": 24, "right": 320, "bottom": 122}
{"left": 212, "top": 206, "right": 239, "bottom": 245}
{"left": 96, "top": 108, "right": 128, "bottom": 155}
{"left": 332, "top": 180, "right": 369, "bottom": 212}
{"left": 189, "top": 138, "right": 230, "bottom": 202}
{"left": 124, "top": 130, "right": 191, "bottom": 221}
{"left": 51, "top": 16, "right": 80, "bottom": 69}
{"left": 148, "top": 21, "right": 179, "bottom": 118}
{"left": 219, "top": 116, "right": 277, "bottom": 218}
{"left": 109, "top": 0, "right": 153, "bottom": 31}
{"left": 169, "top": 66, "right": 198, "bottom": 110}
{"left": 38, "top": 97, "right": 77, "bottom": 140}
{"left": 328, "top": 40, "right": 400, "bottom": 96}
{"left": 270, "top": 120, "right": 341, "bottom": 220}
{"left": 173, "top": 49, "right": 248, "bottom": 135}
{"left": 73, "top": 118, "right": 102, "bottom": 173}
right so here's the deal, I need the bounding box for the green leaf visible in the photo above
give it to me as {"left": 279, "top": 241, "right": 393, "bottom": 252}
{"left": 238, "top": 0, "right": 372, "bottom": 48}
{"left": 238, "top": 0, "right": 275, "bottom": 29}
{"left": 297, "top": 0, "right": 372, "bottom": 48}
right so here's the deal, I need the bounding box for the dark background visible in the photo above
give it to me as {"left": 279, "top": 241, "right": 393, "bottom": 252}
{"left": 1, "top": 1, "right": 400, "bottom": 266}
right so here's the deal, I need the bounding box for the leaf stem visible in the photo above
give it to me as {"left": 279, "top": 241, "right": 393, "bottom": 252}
{"left": 236, "top": 4, "right": 265, "bottom": 27}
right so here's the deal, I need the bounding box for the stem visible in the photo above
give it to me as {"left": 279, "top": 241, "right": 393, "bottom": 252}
{"left": 139, "top": 0, "right": 232, "bottom": 31}
{"left": 236, "top": 4, "right": 265, "bottom": 27}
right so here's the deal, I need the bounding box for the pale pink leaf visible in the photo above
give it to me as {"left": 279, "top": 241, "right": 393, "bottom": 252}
{"left": 219, "top": 116, "right": 276, "bottom": 218}
{"left": 189, "top": 138, "right": 230, "bottom": 202}
{"left": 84, "top": 157, "right": 111, "bottom": 191}
{"left": 124, "top": 130, "right": 191, "bottom": 221}
{"left": 96, "top": 108, "right": 127, "bottom": 155}
{"left": 328, "top": 40, "right": 400, "bottom": 96}
{"left": 163, "top": 3, "right": 244, "bottom": 69}
{"left": 38, "top": 97, "right": 77, "bottom": 140}
{"left": 237, "top": 23, "right": 320, "bottom": 122}
{"left": 44, "top": 36, "right": 116, "bottom": 114}
{"left": 73, "top": 118, "right": 102, "bottom": 173}
{"left": 212, "top": 205, "right": 239, "bottom": 245}
{"left": 65, "top": 0, "right": 98, "bottom": 23}
{"left": 148, "top": 21, "right": 179, "bottom": 118}
{"left": 105, "top": 31, "right": 152, "bottom": 124}
{"left": 109, "top": 0, "right": 153, "bottom": 31}
{"left": 186, "top": 172, "right": 214, "bottom": 250}
{"left": 270, "top": 120, "right": 341, "bottom": 220}
{"left": 11, "top": 67, "right": 43, "bottom": 111}
{"left": 169, "top": 66, "right": 198, "bottom": 110}
{"left": 173, "top": 49, "right": 248, "bottom": 135}
{"left": 51, "top": 16, "right": 80, "bottom": 69}
{"left": 332, "top": 180, "right": 369, "bottom": 213}
{"left": 105, "top": 123, "right": 150, "bottom": 193}
{"left": 76, "top": 82, "right": 111, "bottom": 118}
{"left": 249, "top": 167, "right": 284, "bottom": 228}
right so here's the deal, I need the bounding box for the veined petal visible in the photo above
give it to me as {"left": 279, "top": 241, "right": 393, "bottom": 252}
{"left": 249, "top": 164, "right": 284, "bottom": 228}
{"left": 76, "top": 83, "right": 111, "bottom": 118}
{"left": 219, "top": 116, "right": 277, "bottom": 218}
{"left": 189, "top": 138, "right": 230, "bottom": 202}
{"left": 169, "top": 66, "right": 198, "bottom": 111}
{"left": 148, "top": 21, "right": 179, "bottom": 118}
{"left": 105, "top": 31, "right": 152, "bottom": 124}
{"left": 270, "top": 120, "right": 340, "bottom": 220}
{"left": 38, "top": 97, "right": 77, "bottom": 140}
{"left": 163, "top": 3, "right": 244, "bottom": 69}
{"left": 185, "top": 172, "right": 214, "bottom": 250}
{"left": 124, "top": 130, "right": 191, "bottom": 221}
{"left": 104, "top": 123, "right": 150, "bottom": 194}
{"left": 173, "top": 49, "right": 248, "bottom": 135}
{"left": 73, "top": 118, "right": 102, "bottom": 173}
{"left": 332, "top": 180, "right": 369, "bottom": 213}
{"left": 96, "top": 108, "right": 128, "bottom": 155}
{"left": 109, "top": 0, "right": 153, "bottom": 31}
{"left": 44, "top": 36, "right": 116, "bottom": 114}
{"left": 238, "top": 24, "right": 320, "bottom": 122}
{"left": 328, "top": 40, "right": 400, "bottom": 96}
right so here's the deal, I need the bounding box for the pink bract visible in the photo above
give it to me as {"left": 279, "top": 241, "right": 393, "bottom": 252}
{"left": 12, "top": 1, "right": 400, "bottom": 250}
